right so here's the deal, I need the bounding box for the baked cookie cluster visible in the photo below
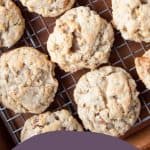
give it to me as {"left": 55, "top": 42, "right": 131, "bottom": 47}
{"left": 1, "top": 0, "right": 150, "bottom": 142}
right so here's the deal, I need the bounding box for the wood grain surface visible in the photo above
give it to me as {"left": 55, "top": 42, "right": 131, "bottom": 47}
{"left": 126, "top": 126, "right": 150, "bottom": 150}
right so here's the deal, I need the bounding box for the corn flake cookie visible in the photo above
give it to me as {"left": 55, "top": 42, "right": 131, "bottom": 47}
{"left": 112, "top": 0, "right": 150, "bottom": 43}
{"left": 135, "top": 49, "right": 150, "bottom": 89}
{"left": 20, "top": 0, "right": 75, "bottom": 17}
{"left": 74, "top": 66, "right": 141, "bottom": 136}
{"left": 0, "top": 0, "right": 25, "bottom": 48}
{"left": 21, "top": 109, "right": 83, "bottom": 141}
{"left": 47, "top": 7, "right": 114, "bottom": 72}
{"left": 0, "top": 47, "right": 58, "bottom": 114}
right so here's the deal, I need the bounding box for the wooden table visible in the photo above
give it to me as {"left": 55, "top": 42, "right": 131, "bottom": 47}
{"left": 126, "top": 126, "right": 150, "bottom": 150}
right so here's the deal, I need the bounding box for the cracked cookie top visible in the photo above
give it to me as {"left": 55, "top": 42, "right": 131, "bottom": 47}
{"left": 0, "top": 0, "right": 25, "bottom": 48}
{"left": 74, "top": 66, "right": 141, "bottom": 136}
{"left": 21, "top": 109, "right": 83, "bottom": 141}
{"left": 112, "top": 0, "right": 150, "bottom": 43}
{"left": 47, "top": 6, "right": 114, "bottom": 72}
{"left": 135, "top": 49, "right": 150, "bottom": 89}
{"left": 20, "top": 0, "right": 75, "bottom": 17}
{"left": 0, "top": 47, "right": 58, "bottom": 114}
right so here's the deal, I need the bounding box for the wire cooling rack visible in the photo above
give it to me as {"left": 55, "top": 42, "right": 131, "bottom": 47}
{"left": 0, "top": 0, "right": 150, "bottom": 145}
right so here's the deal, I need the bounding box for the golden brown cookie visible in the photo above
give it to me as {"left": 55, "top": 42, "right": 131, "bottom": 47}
{"left": 47, "top": 6, "right": 114, "bottom": 72}
{"left": 0, "top": 0, "right": 25, "bottom": 48}
{"left": 112, "top": 0, "right": 150, "bottom": 42}
{"left": 0, "top": 47, "right": 58, "bottom": 114}
{"left": 74, "top": 66, "right": 141, "bottom": 136}
{"left": 135, "top": 49, "right": 150, "bottom": 89}
{"left": 21, "top": 109, "right": 83, "bottom": 141}
{"left": 20, "top": 0, "right": 75, "bottom": 17}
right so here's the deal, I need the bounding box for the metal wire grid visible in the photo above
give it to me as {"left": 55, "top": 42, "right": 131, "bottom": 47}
{"left": 0, "top": 0, "right": 149, "bottom": 146}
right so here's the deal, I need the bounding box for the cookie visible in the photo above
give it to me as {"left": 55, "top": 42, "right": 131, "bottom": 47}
{"left": 21, "top": 109, "right": 83, "bottom": 141}
{"left": 20, "top": 0, "right": 75, "bottom": 17}
{"left": 0, "top": 0, "right": 25, "bottom": 48}
{"left": 112, "top": 0, "right": 150, "bottom": 43}
{"left": 135, "top": 49, "right": 150, "bottom": 89}
{"left": 0, "top": 47, "right": 58, "bottom": 114}
{"left": 47, "top": 6, "right": 114, "bottom": 72}
{"left": 74, "top": 66, "right": 141, "bottom": 136}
